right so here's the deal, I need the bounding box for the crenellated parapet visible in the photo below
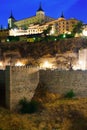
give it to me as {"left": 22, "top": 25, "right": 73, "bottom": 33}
{"left": 6, "top": 65, "right": 39, "bottom": 73}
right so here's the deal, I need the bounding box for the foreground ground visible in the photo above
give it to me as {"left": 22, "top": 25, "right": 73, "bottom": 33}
{"left": 0, "top": 95, "right": 87, "bottom": 130}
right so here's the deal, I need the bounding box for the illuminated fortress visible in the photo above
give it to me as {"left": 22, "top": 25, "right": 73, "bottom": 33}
{"left": 8, "top": 3, "right": 79, "bottom": 36}
{"left": 8, "top": 3, "right": 54, "bottom": 29}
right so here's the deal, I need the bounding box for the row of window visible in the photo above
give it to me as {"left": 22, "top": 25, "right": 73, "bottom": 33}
{"left": 28, "top": 29, "right": 42, "bottom": 33}
{"left": 58, "top": 21, "right": 76, "bottom": 25}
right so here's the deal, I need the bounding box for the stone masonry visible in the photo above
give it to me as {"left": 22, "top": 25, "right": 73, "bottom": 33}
{"left": 39, "top": 69, "right": 87, "bottom": 97}
{"left": 5, "top": 66, "right": 39, "bottom": 110}
{"left": 1, "top": 66, "right": 87, "bottom": 110}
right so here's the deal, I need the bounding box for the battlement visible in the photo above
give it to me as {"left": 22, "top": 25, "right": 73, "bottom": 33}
{"left": 6, "top": 65, "right": 39, "bottom": 71}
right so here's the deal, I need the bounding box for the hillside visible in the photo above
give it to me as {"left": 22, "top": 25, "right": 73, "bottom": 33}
{"left": 0, "top": 37, "right": 87, "bottom": 59}
{"left": 0, "top": 97, "right": 87, "bottom": 130}
{"left": 0, "top": 82, "right": 87, "bottom": 130}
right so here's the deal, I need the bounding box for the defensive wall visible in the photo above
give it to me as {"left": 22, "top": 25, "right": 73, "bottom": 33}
{"left": 0, "top": 70, "right": 5, "bottom": 106}
{"left": 5, "top": 66, "right": 39, "bottom": 110}
{"left": 39, "top": 69, "right": 87, "bottom": 97}
{"left": 1, "top": 66, "right": 87, "bottom": 110}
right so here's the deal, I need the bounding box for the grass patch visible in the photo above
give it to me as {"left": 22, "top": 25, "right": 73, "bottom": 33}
{"left": 19, "top": 98, "right": 40, "bottom": 114}
{"left": 64, "top": 89, "right": 75, "bottom": 99}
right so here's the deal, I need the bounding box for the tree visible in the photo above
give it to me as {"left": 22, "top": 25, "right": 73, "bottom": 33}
{"left": 72, "top": 21, "right": 83, "bottom": 36}
{"left": 43, "top": 25, "right": 52, "bottom": 36}
{"left": 21, "top": 25, "right": 28, "bottom": 30}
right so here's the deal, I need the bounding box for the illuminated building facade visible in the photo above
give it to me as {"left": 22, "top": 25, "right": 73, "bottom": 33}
{"left": 9, "top": 24, "right": 47, "bottom": 36}
{"left": 8, "top": 3, "right": 79, "bottom": 36}
{"left": 57, "top": 17, "right": 78, "bottom": 35}
{"left": 46, "top": 13, "right": 79, "bottom": 35}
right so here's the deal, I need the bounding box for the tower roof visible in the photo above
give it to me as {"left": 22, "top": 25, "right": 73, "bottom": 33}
{"left": 58, "top": 12, "right": 65, "bottom": 21}
{"left": 61, "top": 12, "right": 64, "bottom": 18}
{"left": 9, "top": 11, "right": 15, "bottom": 19}
{"left": 37, "top": 2, "right": 44, "bottom": 12}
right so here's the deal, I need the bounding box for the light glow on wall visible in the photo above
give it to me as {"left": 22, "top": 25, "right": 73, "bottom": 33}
{"left": 0, "top": 61, "right": 5, "bottom": 70}
{"left": 9, "top": 24, "right": 44, "bottom": 36}
{"left": 0, "top": 61, "right": 3, "bottom": 66}
{"left": 15, "top": 61, "right": 25, "bottom": 66}
{"left": 9, "top": 28, "right": 29, "bottom": 36}
{"left": 82, "top": 29, "right": 87, "bottom": 36}
{"left": 72, "top": 49, "right": 87, "bottom": 70}
{"left": 40, "top": 61, "right": 53, "bottom": 69}
{"left": 79, "top": 60, "right": 85, "bottom": 70}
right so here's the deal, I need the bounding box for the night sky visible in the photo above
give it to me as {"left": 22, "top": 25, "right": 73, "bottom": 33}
{"left": 0, "top": 0, "right": 87, "bottom": 28}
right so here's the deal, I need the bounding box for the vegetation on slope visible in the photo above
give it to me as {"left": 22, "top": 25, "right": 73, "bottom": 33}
{"left": 0, "top": 37, "right": 87, "bottom": 59}
{"left": 0, "top": 83, "right": 87, "bottom": 130}
{"left": 0, "top": 83, "right": 86, "bottom": 130}
{"left": 0, "top": 97, "right": 87, "bottom": 129}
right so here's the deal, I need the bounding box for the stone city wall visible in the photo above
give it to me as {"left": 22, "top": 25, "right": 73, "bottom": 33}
{"left": 5, "top": 66, "right": 39, "bottom": 110}
{"left": 39, "top": 69, "right": 87, "bottom": 97}
{"left": 1, "top": 66, "right": 87, "bottom": 110}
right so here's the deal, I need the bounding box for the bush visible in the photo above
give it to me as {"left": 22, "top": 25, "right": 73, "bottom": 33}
{"left": 64, "top": 90, "right": 75, "bottom": 98}
{"left": 19, "top": 98, "right": 40, "bottom": 114}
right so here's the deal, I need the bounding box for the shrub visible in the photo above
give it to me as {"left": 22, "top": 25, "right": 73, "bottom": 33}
{"left": 64, "top": 90, "right": 75, "bottom": 98}
{"left": 19, "top": 98, "right": 40, "bottom": 114}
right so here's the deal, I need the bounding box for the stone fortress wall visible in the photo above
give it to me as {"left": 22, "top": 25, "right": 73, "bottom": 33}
{"left": 39, "top": 70, "right": 87, "bottom": 97}
{"left": 1, "top": 66, "right": 87, "bottom": 110}
{"left": 5, "top": 66, "right": 39, "bottom": 110}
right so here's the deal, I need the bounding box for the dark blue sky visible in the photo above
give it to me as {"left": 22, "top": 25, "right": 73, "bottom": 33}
{"left": 0, "top": 0, "right": 87, "bottom": 28}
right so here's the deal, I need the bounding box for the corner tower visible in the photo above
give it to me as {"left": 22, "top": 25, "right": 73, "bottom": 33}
{"left": 8, "top": 11, "right": 16, "bottom": 29}
{"left": 36, "top": 3, "right": 45, "bottom": 23}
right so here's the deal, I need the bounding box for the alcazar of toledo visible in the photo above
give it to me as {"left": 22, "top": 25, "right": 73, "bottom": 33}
{"left": 8, "top": 3, "right": 79, "bottom": 36}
